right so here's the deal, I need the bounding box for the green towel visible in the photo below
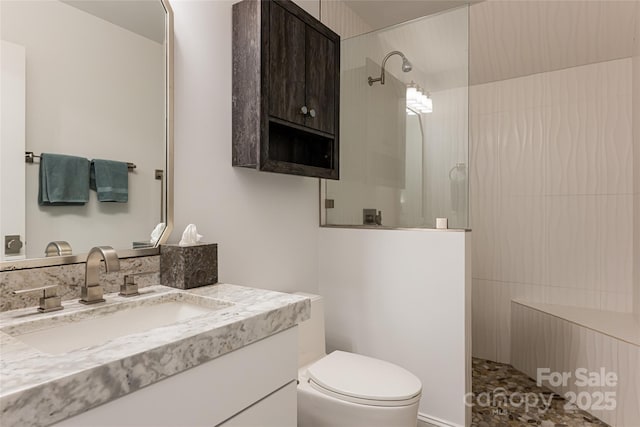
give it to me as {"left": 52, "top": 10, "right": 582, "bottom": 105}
{"left": 90, "top": 159, "right": 128, "bottom": 203}
{"left": 38, "top": 153, "right": 90, "bottom": 206}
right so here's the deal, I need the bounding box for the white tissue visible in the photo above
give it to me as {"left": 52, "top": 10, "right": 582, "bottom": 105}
{"left": 150, "top": 223, "right": 166, "bottom": 245}
{"left": 179, "top": 224, "right": 203, "bottom": 246}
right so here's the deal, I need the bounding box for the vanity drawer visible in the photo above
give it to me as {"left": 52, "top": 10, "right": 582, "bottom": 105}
{"left": 221, "top": 381, "right": 297, "bottom": 427}
{"left": 54, "top": 326, "right": 298, "bottom": 427}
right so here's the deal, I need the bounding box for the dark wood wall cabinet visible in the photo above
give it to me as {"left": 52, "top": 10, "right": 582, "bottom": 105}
{"left": 232, "top": 0, "right": 340, "bottom": 180}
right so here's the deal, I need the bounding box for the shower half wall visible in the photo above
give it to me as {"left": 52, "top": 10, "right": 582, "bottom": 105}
{"left": 318, "top": 6, "right": 472, "bottom": 426}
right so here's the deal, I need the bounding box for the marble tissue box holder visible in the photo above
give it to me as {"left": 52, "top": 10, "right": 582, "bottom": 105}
{"left": 160, "top": 243, "right": 218, "bottom": 289}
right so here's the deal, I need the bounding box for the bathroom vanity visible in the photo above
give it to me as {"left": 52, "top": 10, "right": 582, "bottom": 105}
{"left": 0, "top": 284, "right": 310, "bottom": 427}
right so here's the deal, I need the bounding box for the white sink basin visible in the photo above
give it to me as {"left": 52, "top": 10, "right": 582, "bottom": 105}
{"left": 3, "top": 293, "right": 232, "bottom": 355}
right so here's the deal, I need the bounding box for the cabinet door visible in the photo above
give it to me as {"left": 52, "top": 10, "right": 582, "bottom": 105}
{"left": 305, "top": 26, "right": 336, "bottom": 135}
{"left": 269, "top": 2, "right": 306, "bottom": 126}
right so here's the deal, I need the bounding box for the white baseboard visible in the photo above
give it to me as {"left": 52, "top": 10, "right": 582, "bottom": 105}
{"left": 418, "top": 412, "right": 464, "bottom": 427}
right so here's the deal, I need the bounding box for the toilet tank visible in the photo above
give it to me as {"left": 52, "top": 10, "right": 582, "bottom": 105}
{"left": 295, "top": 292, "right": 326, "bottom": 367}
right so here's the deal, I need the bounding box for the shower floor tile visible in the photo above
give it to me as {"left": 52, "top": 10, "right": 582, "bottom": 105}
{"left": 471, "top": 358, "right": 610, "bottom": 427}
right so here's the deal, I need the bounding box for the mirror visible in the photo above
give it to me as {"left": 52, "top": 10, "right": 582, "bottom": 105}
{"left": 0, "top": 0, "right": 173, "bottom": 268}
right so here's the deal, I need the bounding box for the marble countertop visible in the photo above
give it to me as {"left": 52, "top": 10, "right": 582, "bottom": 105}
{"left": 0, "top": 284, "right": 310, "bottom": 427}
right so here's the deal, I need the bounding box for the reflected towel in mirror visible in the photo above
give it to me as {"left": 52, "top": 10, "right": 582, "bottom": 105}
{"left": 38, "top": 153, "right": 90, "bottom": 205}
{"left": 90, "top": 159, "right": 129, "bottom": 203}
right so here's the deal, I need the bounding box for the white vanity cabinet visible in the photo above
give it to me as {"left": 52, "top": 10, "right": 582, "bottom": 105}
{"left": 53, "top": 327, "right": 298, "bottom": 427}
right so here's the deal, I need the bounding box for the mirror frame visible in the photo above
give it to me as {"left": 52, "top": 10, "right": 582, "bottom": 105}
{"left": 0, "top": 0, "right": 174, "bottom": 272}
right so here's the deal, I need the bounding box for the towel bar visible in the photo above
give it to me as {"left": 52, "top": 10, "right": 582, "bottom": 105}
{"left": 25, "top": 151, "right": 136, "bottom": 171}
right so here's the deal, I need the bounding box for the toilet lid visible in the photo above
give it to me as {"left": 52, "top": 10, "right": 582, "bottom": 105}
{"left": 306, "top": 351, "right": 422, "bottom": 407}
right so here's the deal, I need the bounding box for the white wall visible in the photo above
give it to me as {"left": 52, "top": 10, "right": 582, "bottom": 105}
{"left": 318, "top": 228, "right": 471, "bottom": 427}
{"left": 1, "top": 0, "right": 164, "bottom": 257}
{"left": 171, "top": 0, "right": 324, "bottom": 293}
{"left": 170, "top": 0, "right": 375, "bottom": 294}
{"left": 0, "top": 41, "right": 26, "bottom": 261}
{"left": 172, "top": 6, "right": 473, "bottom": 427}
{"left": 470, "top": 0, "right": 636, "bottom": 363}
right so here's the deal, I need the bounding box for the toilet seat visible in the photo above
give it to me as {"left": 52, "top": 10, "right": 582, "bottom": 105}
{"left": 305, "top": 351, "right": 422, "bottom": 408}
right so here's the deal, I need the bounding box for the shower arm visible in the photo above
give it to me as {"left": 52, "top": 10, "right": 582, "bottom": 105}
{"left": 368, "top": 51, "right": 406, "bottom": 86}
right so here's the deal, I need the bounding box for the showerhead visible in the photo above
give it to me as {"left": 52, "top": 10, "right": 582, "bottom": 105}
{"left": 401, "top": 57, "right": 413, "bottom": 72}
{"left": 367, "top": 50, "right": 413, "bottom": 86}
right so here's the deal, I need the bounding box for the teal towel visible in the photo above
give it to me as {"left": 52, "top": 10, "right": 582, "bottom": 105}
{"left": 90, "top": 159, "right": 128, "bottom": 203}
{"left": 38, "top": 153, "right": 90, "bottom": 206}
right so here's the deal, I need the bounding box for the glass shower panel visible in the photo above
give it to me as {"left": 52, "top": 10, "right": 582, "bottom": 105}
{"left": 324, "top": 6, "right": 469, "bottom": 229}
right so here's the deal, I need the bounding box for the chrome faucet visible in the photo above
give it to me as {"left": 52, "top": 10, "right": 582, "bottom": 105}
{"left": 80, "top": 246, "right": 120, "bottom": 305}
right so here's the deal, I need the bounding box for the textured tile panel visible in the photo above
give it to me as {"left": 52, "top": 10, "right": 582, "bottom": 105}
{"left": 469, "top": 0, "right": 636, "bottom": 85}
{"left": 511, "top": 302, "right": 639, "bottom": 426}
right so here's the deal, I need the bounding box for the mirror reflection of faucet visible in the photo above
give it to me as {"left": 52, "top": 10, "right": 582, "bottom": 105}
{"left": 80, "top": 246, "right": 120, "bottom": 305}
{"left": 362, "top": 209, "right": 383, "bottom": 226}
{"left": 44, "top": 241, "right": 72, "bottom": 257}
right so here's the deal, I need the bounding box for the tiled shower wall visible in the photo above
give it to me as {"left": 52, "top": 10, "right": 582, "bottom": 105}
{"left": 634, "top": 2, "right": 640, "bottom": 321}
{"left": 469, "top": 0, "right": 639, "bottom": 364}
{"left": 470, "top": 57, "right": 634, "bottom": 362}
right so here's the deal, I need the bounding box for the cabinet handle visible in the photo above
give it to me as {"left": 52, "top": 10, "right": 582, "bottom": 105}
{"left": 300, "top": 106, "right": 308, "bottom": 115}
{"left": 309, "top": 109, "right": 316, "bottom": 118}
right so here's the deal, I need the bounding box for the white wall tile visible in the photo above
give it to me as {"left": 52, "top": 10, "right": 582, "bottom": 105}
{"left": 498, "top": 108, "right": 546, "bottom": 197}
{"left": 470, "top": 15, "right": 638, "bottom": 419}
{"left": 634, "top": 194, "right": 640, "bottom": 320}
{"left": 472, "top": 279, "right": 497, "bottom": 361}
{"left": 617, "top": 341, "right": 640, "bottom": 426}
{"left": 546, "top": 195, "right": 600, "bottom": 290}
{"left": 545, "top": 194, "right": 633, "bottom": 303}
{"left": 470, "top": 112, "right": 501, "bottom": 281}
{"left": 600, "top": 292, "right": 633, "bottom": 313}
{"left": 472, "top": 58, "right": 635, "bottom": 346}
{"left": 469, "top": 1, "right": 636, "bottom": 85}
{"left": 494, "top": 282, "right": 512, "bottom": 363}
{"left": 633, "top": 3, "right": 640, "bottom": 321}
{"left": 497, "top": 196, "right": 546, "bottom": 286}
{"left": 511, "top": 305, "right": 638, "bottom": 426}
{"left": 544, "top": 60, "right": 633, "bottom": 196}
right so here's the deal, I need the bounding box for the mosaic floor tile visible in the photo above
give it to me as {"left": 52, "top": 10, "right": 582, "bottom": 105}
{"left": 471, "top": 358, "right": 609, "bottom": 427}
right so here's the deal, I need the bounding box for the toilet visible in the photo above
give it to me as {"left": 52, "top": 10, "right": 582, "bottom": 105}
{"left": 296, "top": 293, "right": 422, "bottom": 427}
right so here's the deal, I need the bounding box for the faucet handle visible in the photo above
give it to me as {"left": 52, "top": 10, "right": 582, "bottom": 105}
{"left": 119, "top": 271, "right": 156, "bottom": 297}
{"left": 120, "top": 274, "right": 141, "bottom": 297}
{"left": 13, "top": 285, "right": 64, "bottom": 313}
